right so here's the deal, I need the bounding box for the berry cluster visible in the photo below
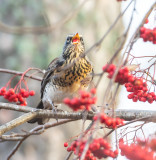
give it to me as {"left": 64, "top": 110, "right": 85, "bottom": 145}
{"left": 149, "top": 138, "right": 156, "bottom": 151}
{"left": 125, "top": 78, "right": 156, "bottom": 103}
{"left": 0, "top": 87, "right": 35, "bottom": 106}
{"left": 137, "top": 138, "right": 156, "bottom": 152}
{"left": 64, "top": 88, "right": 97, "bottom": 111}
{"left": 102, "top": 64, "right": 156, "bottom": 104}
{"left": 93, "top": 113, "right": 124, "bottom": 129}
{"left": 119, "top": 138, "right": 156, "bottom": 160}
{"left": 140, "top": 27, "right": 156, "bottom": 44}
{"left": 66, "top": 138, "right": 118, "bottom": 160}
{"left": 0, "top": 68, "right": 37, "bottom": 106}
{"left": 103, "top": 64, "right": 131, "bottom": 85}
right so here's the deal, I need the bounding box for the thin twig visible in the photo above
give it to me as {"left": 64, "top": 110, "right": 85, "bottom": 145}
{"left": 0, "top": 68, "right": 43, "bottom": 81}
{"left": 7, "top": 136, "right": 27, "bottom": 160}
{"left": 7, "top": 119, "right": 74, "bottom": 160}
{"left": 65, "top": 151, "right": 73, "bottom": 160}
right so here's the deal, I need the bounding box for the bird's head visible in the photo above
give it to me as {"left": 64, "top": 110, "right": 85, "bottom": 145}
{"left": 62, "top": 33, "right": 85, "bottom": 59}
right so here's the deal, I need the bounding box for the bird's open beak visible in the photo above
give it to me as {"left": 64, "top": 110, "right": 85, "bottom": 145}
{"left": 72, "top": 33, "right": 80, "bottom": 44}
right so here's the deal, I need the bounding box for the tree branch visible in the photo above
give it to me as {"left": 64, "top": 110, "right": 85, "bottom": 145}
{"left": 0, "top": 112, "right": 37, "bottom": 136}
{"left": 0, "top": 102, "right": 156, "bottom": 136}
{"left": 105, "top": 109, "right": 156, "bottom": 122}
{"left": 7, "top": 119, "right": 74, "bottom": 160}
{"left": 0, "top": 0, "right": 88, "bottom": 35}
{"left": 0, "top": 120, "right": 75, "bottom": 142}
{"left": 0, "top": 68, "right": 43, "bottom": 81}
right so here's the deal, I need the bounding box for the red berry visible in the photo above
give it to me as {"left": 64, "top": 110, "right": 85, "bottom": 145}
{"left": 140, "top": 27, "right": 145, "bottom": 33}
{"left": 154, "top": 95, "right": 156, "bottom": 101}
{"left": 140, "top": 97, "right": 147, "bottom": 102}
{"left": 105, "top": 118, "right": 112, "bottom": 127}
{"left": 150, "top": 92, "right": 155, "bottom": 97}
{"left": 4, "top": 94, "right": 9, "bottom": 99}
{"left": 128, "top": 93, "right": 134, "bottom": 99}
{"left": 13, "top": 98, "right": 18, "bottom": 102}
{"left": 63, "top": 98, "right": 70, "bottom": 104}
{"left": 149, "top": 139, "right": 156, "bottom": 151}
{"left": 107, "top": 64, "right": 116, "bottom": 72}
{"left": 133, "top": 96, "right": 138, "bottom": 102}
{"left": 23, "top": 91, "right": 29, "bottom": 98}
{"left": 100, "top": 113, "right": 107, "bottom": 123}
{"left": 71, "top": 98, "right": 79, "bottom": 105}
{"left": 116, "top": 118, "right": 123, "bottom": 125}
{"left": 145, "top": 19, "right": 149, "bottom": 24}
{"left": 143, "top": 92, "right": 147, "bottom": 97}
{"left": 64, "top": 89, "right": 96, "bottom": 111}
{"left": 114, "top": 149, "right": 119, "bottom": 156}
{"left": 1, "top": 87, "right": 6, "bottom": 94}
{"left": 127, "top": 87, "right": 133, "bottom": 92}
{"left": 23, "top": 101, "right": 27, "bottom": 106}
{"left": 103, "top": 149, "right": 111, "bottom": 156}
{"left": 148, "top": 99, "right": 153, "bottom": 104}
{"left": 93, "top": 115, "right": 98, "bottom": 121}
{"left": 134, "top": 79, "right": 143, "bottom": 86}
{"left": 128, "top": 76, "right": 135, "bottom": 82}
{"left": 102, "top": 64, "right": 108, "bottom": 72}
{"left": 18, "top": 96, "right": 24, "bottom": 102}
{"left": 143, "top": 87, "right": 148, "bottom": 92}
{"left": 67, "top": 147, "right": 72, "bottom": 152}
{"left": 20, "top": 88, "right": 25, "bottom": 95}
{"left": 9, "top": 88, "right": 15, "bottom": 95}
{"left": 137, "top": 91, "right": 143, "bottom": 97}
{"left": 147, "top": 94, "right": 152, "bottom": 100}
{"left": 64, "top": 142, "right": 68, "bottom": 147}
{"left": 29, "top": 90, "right": 35, "bottom": 96}
{"left": 91, "top": 88, "right": 96, "bottom": 95}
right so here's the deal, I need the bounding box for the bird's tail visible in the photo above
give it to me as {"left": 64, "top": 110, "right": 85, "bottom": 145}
{"left": 28, "top": 101, "right": 45, "bottom": 125}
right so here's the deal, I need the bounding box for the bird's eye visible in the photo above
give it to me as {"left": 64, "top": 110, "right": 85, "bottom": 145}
{"left": 80, "top": 37, "right": 84, "bottom": 44}
{"left": 66, "top": 37, "right": 71, "bottom": 44}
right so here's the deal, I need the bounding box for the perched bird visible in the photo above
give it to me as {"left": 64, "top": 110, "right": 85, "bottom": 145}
{"left": 29, "top": 33, "right": 93, "bottom": 124}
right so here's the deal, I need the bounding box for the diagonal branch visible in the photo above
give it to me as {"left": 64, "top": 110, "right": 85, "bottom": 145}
{"left": 0, "top": 112, "right": 37, "bottom": 136}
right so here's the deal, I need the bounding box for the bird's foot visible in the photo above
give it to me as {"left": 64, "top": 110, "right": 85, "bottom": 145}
{"left": 47, "top": 99, "right": 59, "bottom": 122}
{"left": 51, "top": 107, "right": 59, "bottom": 122}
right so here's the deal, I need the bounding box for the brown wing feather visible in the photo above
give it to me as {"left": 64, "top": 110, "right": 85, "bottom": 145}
{"left": 41, "top": 58, "right": 59, "bottom": 98}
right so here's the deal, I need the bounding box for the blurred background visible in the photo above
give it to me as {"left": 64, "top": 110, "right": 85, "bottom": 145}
{"left": 0, "top": 0, "right": 155, "bottom": 160}
{"left": 0, "top": 1, "right": 122, "bottom": 159}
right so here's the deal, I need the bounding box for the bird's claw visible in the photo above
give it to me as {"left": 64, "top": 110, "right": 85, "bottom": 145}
{"left": 52, "top": 107, "right": 58, "bottom": 122}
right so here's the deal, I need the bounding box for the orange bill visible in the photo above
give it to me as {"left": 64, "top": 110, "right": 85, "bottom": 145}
{"left": 72, "top": 33, "right": 80, "bottom": 44}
